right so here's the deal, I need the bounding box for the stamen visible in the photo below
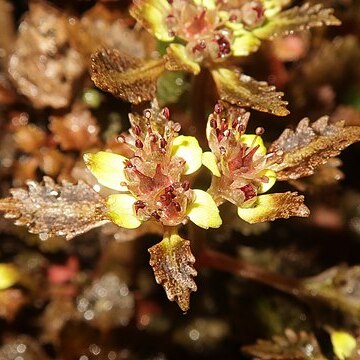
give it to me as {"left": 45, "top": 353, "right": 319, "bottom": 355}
{"left": 210, "top": 118, "right": 217, "bottom": 129}
{"left": 162, "top": 107, "right": 170, "bottom": 120}
{"left": 182, "top": 180, "right": 190, "bottom": 191}
{"left": 214, "top": 102, "right": 223, "bottom": 114}
{"left": 151, "top": 211, "right": 161, "bottom": 220}
{"left": 160, "top": 138, "right": 167, "bottom": 148}
{"left": 144, "top": 110, "right": 152, "bottom": 119}
{"left": 134, "top": 125, "right": 141, "bottom": 136}
{"left": 134, "top": 200, "right": 146, "bottom": 213}
{"left": 173, "top": 202, "right": 181, "bottom": 212}
{"left": 135, "top": 139, "right": 143, "bottom": 149}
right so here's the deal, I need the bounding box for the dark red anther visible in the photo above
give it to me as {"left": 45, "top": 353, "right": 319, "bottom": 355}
{"left": 229, "top": 14, "right": 237, "bottom": 21}
{"left": 162, "top": 107, "right": 170, "bottom": 120}
{"left": 214, "top": 103, "right": 223, "bottom": 114}
{"left": 167, "top": 0, "right": 173, "bottom": 4}
{"left": 160, "top": 194, "right": 172, "bottom": 206}
{"left": 134, "top": 200, "right": 146, "bottom": 213}
{"left": 135, "top": 139, "right": 143, "bottom": 149}
{"left": 124, "top": 160, "right": 134, "bottom": 168}
{"left": 237, "top": 124, "right": 245, "bottom": 133}
{"left": 152, "top": 211, "right": 161, "bottom": 220}
{"left": 182, "top": 180, "right": 190, "bottom": 191}
{"left": 134, "top": 125, "right": 141, "bottom": 136}
{"left": 240, "top": 184, "right": 257, "bottom": 201}
{"left": 232, "top": 119, "right": 239, "bottom": 128}
{"left": 160, "top": 138, "right": 167, "bottom": 148}
{"left": 173, "top": 201, "right": 181, "bottom": 212}
{"left": 210, "top": 118, "right": 217, "bottom": 129}
{"left": 150, "top": 133, "right": 158, "bottom": 143}
{"left": 216, "top": 35, "right": 231, "bottom": 57}
{"left": 165, "top": 185, "right": 174, "bottom": 193}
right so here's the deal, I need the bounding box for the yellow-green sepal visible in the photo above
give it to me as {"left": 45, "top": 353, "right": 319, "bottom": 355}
{"left": 232, "top": 33, "right": 261, "bottom": 57}
{"left": 193, "top": 0, "right": 216, "bottom": 9}
{"left": 130, "top": 0, "right": 174, "bottom": 42}
{"left": 331, "top": 331, "right": 357, "bottom": 360}
{"left": 202, "top": 151, "right": 221, "bottom": 177}
{"left": 187, "top": 189, "right": 222, "bottom": 229}
{"left": 106, "top": 194, "right": 142, "bottom": 229}
{"left": 165, "top": 44, "right": 201, "bottom": 75}
{"left": 241, "top": 134, "right": 267, "bottom": 156}
{"left": 258, "top": 169, "right": 277, "bottom": 194}
{"left": 172, "top": 135, "right": 203, "bottom": 175}
{"left": 0, "top": 264, "right": 20, "bottom": 290}
{"left": 83, "top": 151, "right": 128, "bottom": 191}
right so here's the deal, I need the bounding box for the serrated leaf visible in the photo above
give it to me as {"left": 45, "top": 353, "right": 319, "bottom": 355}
{"left": 211, "top": 67, "right": 289, "bottom": 116}
{"left": 238, "top": 192, "right": 309, "bottom": 224}
{"left": 0, "top": 177, "right": 109, "bottom": 240}
{"left": 91, "top": 48, "right": 165, "bottom": 104}
{"left": 242, "top": 328, "right": 326, "bottom": 359}
{"left": 269, "top": 117, "right": 360, "bottom": 180}
{"left": 164, "top": 44, "right": 201, "bottom": 75}
{"left": 148, "top": 232, "right": 197, "bottom": 312}
{"left": 303, "top": 265, "right": 360, "bottom": 324}
{"left": 254, "top": 3, "right": 340, "bottom": 40}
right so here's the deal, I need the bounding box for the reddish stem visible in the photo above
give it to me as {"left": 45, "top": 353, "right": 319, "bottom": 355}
{"left": 199, "top": 248, "right": 303, "bottom": 296}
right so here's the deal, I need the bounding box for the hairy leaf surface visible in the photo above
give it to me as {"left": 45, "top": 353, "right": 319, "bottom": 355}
{"left": 238, "top": 192, "right": 309, "bottom": 224}
{"left": 91, "top": 48, "right": 165, "bottom": 104}
{"left": 0, "top": 177, "right": 109, "bottom": 240}
{"left": 242, "top": 329, "right": 326, "bottom": 359}
{"left": 304, "top": 265, "right": 360, "bottom": 324}
{"left": 254, "top": 3, "right": 340, "bottom": 40}
{"left": 148, "top": 233, "right": 197, "bottom": 312}
{"left": 211, "top": 67, "right": 289, "bottom": 116}
{"left": 269, "top": 117, "right": 360, "bottom": 180}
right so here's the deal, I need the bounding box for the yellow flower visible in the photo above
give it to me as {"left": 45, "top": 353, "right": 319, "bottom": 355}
{"left": 84, "top": 106, "right": 221, "bottom": 231}
{"left": 202, "top": 103, "right": 277, "bottom": 224}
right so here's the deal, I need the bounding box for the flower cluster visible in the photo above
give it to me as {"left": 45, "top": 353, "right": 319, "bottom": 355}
{"left": 84, "top": 102, "right": 221, "bottom": 230}
{"left": 202, "top": 102, "right": 277, "bottom": 220}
